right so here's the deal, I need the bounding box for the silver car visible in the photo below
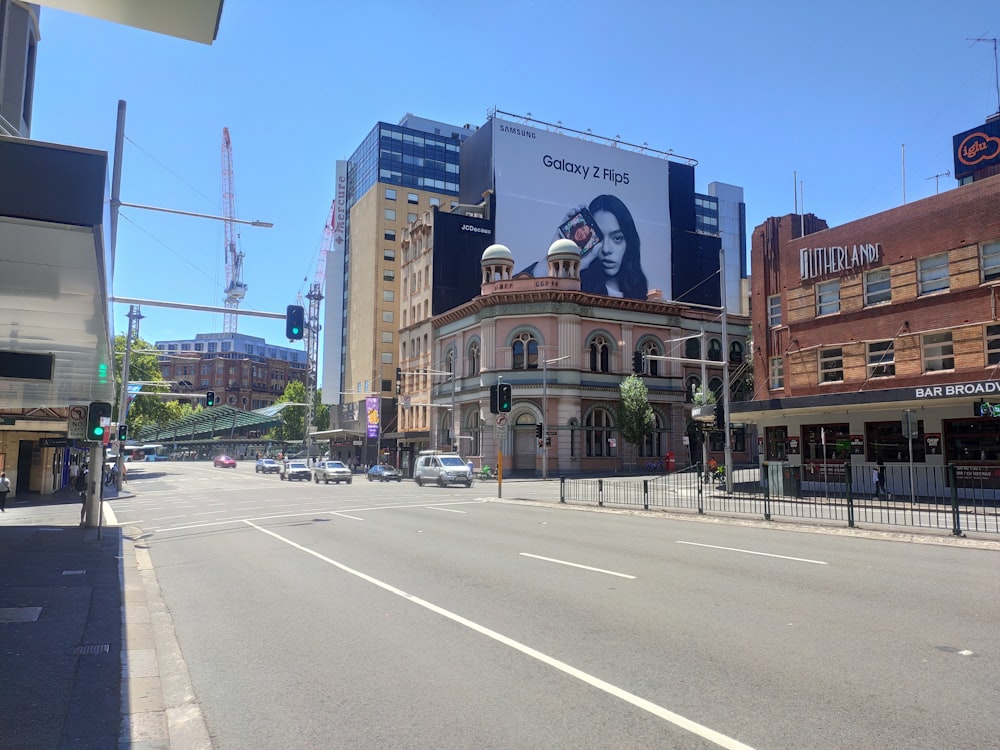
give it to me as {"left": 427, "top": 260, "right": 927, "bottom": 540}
{"left": 281, "top": 461, "right": 312, "bottom": 482}
{"left": 314, "top": 460, "right": 353, "bottom": 484}
{"left": 413, "top": 453, "right": 473, "bottom": 487}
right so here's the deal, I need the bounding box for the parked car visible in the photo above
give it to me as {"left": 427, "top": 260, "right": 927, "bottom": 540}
{"left": 213, "top": 455, "right": 237, "bottom": 469}
{"left": 255, "top": 458, "right": 280, "bottom": 474}
{"left": 314, "top": 460, "right": 353, "bottom": 484}
{"left": 413, "top": 452, "right": 472, "bottom": 487}
{"left": 367, "top": 464, "right": 403, "bottom": 482}
{"left": 280, "top": 460, "right": 312, "bottom": 481}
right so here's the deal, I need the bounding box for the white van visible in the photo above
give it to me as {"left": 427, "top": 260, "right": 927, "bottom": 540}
{"left": 413, "top": 451, "right": 472, "bottom": 487}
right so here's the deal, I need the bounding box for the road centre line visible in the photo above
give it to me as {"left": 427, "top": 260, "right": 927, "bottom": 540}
{"left": 245, "top": 521, "right": 754, "bottom": 750}
{"left": 519, "top": 553, "right": 636, "bottom": 579}
{"left": 676, "top": 541, "right": 828, "bottom": 565}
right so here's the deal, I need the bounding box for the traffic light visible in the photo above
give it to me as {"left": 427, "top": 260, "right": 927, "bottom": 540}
{"left": 118, "top": 424, "right": 128, "bottom": 441}
{"left": 286, "top": 304, "right": 305, "bottom": 340}
{"left": 498, "top": 383, "right": 512, "bottom": 413}
{"left": 632, "top": 351, "right": 644, "bottom": 374}
{"left": 395, "top": 367, "right": 402, "bottom": 395}
{"left": 86, "top": 401, "right": 112, "bottom": 441}
{"left": 715, "top": 400, "right": 725, "bottom": 430}
{"left": 536, "top": 424, "right": 543, "bottom": 439}
{"left": 206, "top": 390, "right": 216, "bottom": 407}
{"left": 489, "top": 384, "right": 499, "bottom": 414}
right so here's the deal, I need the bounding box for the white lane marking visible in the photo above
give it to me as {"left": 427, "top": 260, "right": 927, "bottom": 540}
{"left": 329, "top": 511, "right": 365, "bottom": 521}
{"left": 520, "top": 553, "right": 636, "bottom": 580}
{"left": 677, "top": 541, "right": 828, "bottom": 565}
{"left": 425, "top": 506, "right": 467, "bottom": 514}
{"left": 246, "top": 522, "right": 753, "bottom": 749}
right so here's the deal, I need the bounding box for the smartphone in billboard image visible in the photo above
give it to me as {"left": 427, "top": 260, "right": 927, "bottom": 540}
{"left": 558, "top": 208, "right": 604, "bottom": 255}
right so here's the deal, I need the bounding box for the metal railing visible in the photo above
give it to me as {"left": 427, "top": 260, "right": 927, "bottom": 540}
{"left": 558, "top": 463, "right": 1000, "bottom": 536}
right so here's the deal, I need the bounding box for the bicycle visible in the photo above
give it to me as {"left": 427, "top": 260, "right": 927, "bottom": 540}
{"left": 479, "top": 465, "right": 497, "bottom": 480}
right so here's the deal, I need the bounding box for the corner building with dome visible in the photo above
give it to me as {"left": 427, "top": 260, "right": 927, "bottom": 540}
{"left": 393, "top": 232, "right": 752, "bottom": 477}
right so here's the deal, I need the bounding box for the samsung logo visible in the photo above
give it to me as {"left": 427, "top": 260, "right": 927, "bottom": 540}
{"left": 461, "top": 223, "right": 491, "bottom": 234}
{"left": 499, "top": 124, "right": 535, "bottom": 138}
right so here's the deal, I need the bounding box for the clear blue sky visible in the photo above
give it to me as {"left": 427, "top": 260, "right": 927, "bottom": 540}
{"left": 30, "top": 0, "right": 999, "bottom": 384}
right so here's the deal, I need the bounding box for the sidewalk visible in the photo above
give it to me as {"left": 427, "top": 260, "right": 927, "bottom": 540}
{"left": 0, "top": 484, "right": 210, "bottom": 749}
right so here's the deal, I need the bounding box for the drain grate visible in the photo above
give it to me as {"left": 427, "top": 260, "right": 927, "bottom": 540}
{"left": 68, "top": 644, "right": 110, "bottom": 655}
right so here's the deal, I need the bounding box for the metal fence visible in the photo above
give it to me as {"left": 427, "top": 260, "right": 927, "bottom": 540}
{"left": 559, "top": 463, "right": 1000, "bottom": 536}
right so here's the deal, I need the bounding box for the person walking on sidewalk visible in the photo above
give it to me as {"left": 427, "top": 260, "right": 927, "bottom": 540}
{"left": 0, "top": 471, "right": 10, "bottom": 511}
{"left": 0, "top": 471, "right": 10, "bottom": 513}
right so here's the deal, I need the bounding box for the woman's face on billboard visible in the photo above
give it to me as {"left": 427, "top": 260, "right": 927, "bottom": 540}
{"left": 594, "top": 210, "right": 627, "bottom": 277}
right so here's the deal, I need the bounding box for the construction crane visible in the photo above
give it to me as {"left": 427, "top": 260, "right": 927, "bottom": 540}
{"left": 221, "top": 127, "right": 247, "bottom": 333}
{"left": 302, "top": 198, "right": 335, "bottom": 455}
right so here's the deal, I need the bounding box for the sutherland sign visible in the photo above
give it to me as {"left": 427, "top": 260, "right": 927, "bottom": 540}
{"left": 915, "top": 380, "right": 1000, "bottom": 399}
{"left": 800, "top": 242, "right": 881, "bottom": 281}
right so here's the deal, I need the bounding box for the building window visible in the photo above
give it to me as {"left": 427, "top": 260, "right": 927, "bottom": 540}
{"left": 707, "top": 338, "right": 723, "bottom": 362}
{"left": 382, "top": 311, "right": 393, "bottom": 323}
{"left": 383, "top": 269, "right": 395, "bottom": 281}
{"left": 585, "top": 408, "right": 615, "bottom": 457}
{"left": 867, "top": 420, "right": 925, "bottom": 463}
{"left": 589, "top": 335, "right": 611, "bottom": 372}
{"left": 923, "top": 331, "right": 954, "bottom": 372}
{"left": 685, "top": 338, "right": 701, "bottom": 360}
{"left": 408, "top": 193, "right": 419, "bottom": 204}
{"left": 816, "top": 279, "right": 841, "bottom": 316}
{"left": 686, "top": 375, "right": 701, "bottom": 402}
{"left": 429, "top": 197, "right": 441, "bottom": 207}
{"left": 864, "top": 267, "right": 891, "bottom": 305}
{"left": 383, "top": 290, "right": 394, "bottom": 302}
{"left": 468, "top": 340, "right": 480, "bottom": 376}
{"left": 730, "top": 341, "right": 744, "bottom": 364}
{"left": 384, "top": 208, "right": 396, "bottom": 221}
{"left": 982, "top": 240, "right": 1000, "bottom": 282}
{"left": 384, "top": 249, "right": 395, "bottom": 262}
{"left": 640, "top": 340, "right": 660, "bottom": 376}
{"left": 381, "top": 352, "right": 392, "bottom": 364}
{"left": 987, "top": 324, "right": 1000, "bottom": 365}
{"left": 767, "top": 295, "right": 781, "bottom": 327}
{"left": 381, "top": 332, "right": 393, "bottom": 344}
{"left": 407, "top": 213, "right": 417, "bottom": 223}
{"left": 819, "top": 347, "right": 843, "bottom": 383}
{"left": 512, "top": 333, "right": 539, "bottom": 370}
{"left": 770, "top": 357, "right": 784, "bottom": 389}
{"left": 385, "top": 188, "right": 396, "bottom": 201}
{"left": 384, "top": 229, "right": 396, "bottom": 241}
{"left": 918, "top": 253, "right": 949, "bottom": 295}
{"left": 867, "top": 340, "right": 895, "bottom": 378}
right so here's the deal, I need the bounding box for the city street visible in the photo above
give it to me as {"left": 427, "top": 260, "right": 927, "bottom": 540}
{"left": 110, "top": 461, "right": 1000, "bottom": 750}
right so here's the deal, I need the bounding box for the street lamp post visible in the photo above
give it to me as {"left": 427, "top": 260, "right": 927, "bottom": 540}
{"left": 542, "top": 354, "right": 571, "bottom": 480}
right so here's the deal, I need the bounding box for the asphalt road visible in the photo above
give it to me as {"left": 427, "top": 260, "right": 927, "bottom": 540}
{"left": 110, "top": 461, "right": 1000, "bottom": 749}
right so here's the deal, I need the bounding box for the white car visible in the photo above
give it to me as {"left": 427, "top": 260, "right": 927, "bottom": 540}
{"left": 413, "top": 452, "right": 473, "bottom": 487}
{"left": 314, "top": 460, "right": 353, "bottom": 484}
{"left": 281, "top": 461, "right": 312, "bottom": 481}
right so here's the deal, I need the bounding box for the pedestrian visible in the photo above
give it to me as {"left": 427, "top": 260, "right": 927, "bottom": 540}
{"left": 69, "top": 458, "right": 79, "bottom": 487}
{"left": 873, "top": 460, "right": 888, "bottom": 500}
{"left": 467, "top": 459, "right": 474, "bottom": 475}
{"left": 0, "top": 471, "right": 10, "bottom": 511}
{"left": 76, "top": 465, "right": 88, "bottom": 525}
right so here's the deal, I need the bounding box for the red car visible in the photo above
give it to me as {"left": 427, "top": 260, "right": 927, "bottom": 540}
{"left": 213, "top": 455, "right": 237, "bottom": 468}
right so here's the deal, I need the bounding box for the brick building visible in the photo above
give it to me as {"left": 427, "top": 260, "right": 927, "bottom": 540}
{"left": 737, "top": 171, "right": 1000, "bottom": 494}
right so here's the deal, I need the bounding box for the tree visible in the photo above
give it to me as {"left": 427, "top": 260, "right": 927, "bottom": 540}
{"left": 615, "top": 374, "right": 654, "bottom": 468}
{"left": 113, "top": 335, "right": 175, "bottom": 436}
{"left": 270, "top": 380, "right": 307, "bottom": 442}
{"left": 313, "top": 387, "right": 330, "bottom": 432}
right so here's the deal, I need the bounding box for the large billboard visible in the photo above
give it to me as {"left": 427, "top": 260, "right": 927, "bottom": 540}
{"left": 491, "top": 117, "right": 672, "bottom": 301}
{"left": 431, "top": 210, "right": 494, "bottom": 315}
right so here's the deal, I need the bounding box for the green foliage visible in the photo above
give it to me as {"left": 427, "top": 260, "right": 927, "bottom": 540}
{"left": 314, "top": 387, "right": 330, "bottom": 432}
{"left": 270, "top": 380, "right": 308, "bottom": 441}
{"left": 691, "top": 384, "right": 716, "bottom": 406}
{"left": 113, "top": 335, "right": 174, "bottom": 435}
{"left": 615, "top": 375, "right": 655, "bottom": 450}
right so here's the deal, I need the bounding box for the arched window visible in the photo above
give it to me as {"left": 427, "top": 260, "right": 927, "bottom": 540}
{"left": 685, "top": 338, "right": 701, "bottom": 360}
{"left": 730, "top": 340, "right": 744, "bottom": 364}
{"left": 468, "top": 340, "right": 480, "bottom": 376}
{"left": 640, "top": 340, "right": 660, "bottom": 377}
{"left": 589, "top": 335, "right": 611, "bottom": 373}
{"left": 568, "top": 418, "right": 579, "bottom": 458}
{"left": 709, "top": 376, "right": 724, "bottom": 402}
{"left": 465, "top": 409, "right": 482, "bottom": 457}
{"left": 640, "top": 412, "right": 667, "bottom": 458}
{"left": 686, "top": 375, "right": 701, "bottom": 403}
{"left": 512, "top": 333, "right": 539, "bottom": 370}
{"left": 585, "top": 408, "right": 615, "bottom": 457}
{"left": 708, "top": 338, "right": 723, "bottom": 362}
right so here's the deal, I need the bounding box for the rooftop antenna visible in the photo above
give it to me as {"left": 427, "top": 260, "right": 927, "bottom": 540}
{"left": 925, "top": 169, "right": 951, "bottom": 194}
{"left": 967, "top": 37, "right": 1000, "bottom": 115}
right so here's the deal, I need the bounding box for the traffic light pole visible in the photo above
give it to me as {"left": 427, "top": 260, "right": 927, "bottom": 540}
{"left": 115, "top": 304, "right": 141, "bottom": 491}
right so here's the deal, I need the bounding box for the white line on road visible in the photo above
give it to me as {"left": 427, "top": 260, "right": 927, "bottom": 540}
{"left": 677, "top": 541, "right": 828, "bottom": 565}
{"left": 425, "top": 506, "right": 467, "bottom": 514}
{"left": 519, "top": 553, "right": 636, "bottom": 579}
{"left": 246, "top": 521, "right": 753, "bottom": 750}
{"left": 329, "top": 511, "right": 365, "bottom": 521}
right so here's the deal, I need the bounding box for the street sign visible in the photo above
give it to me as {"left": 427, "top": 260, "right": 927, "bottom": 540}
{"left": 494, "top": 423, "right": 508, "bottom": 438}
{"left": 902, "top": 409, "right": 918, "bottom": 439}
{"left": 495, "top": 414, "right": 508, "bottom": 427}
{"left": 68, "top": 404, "right": 87, "bottom": 440}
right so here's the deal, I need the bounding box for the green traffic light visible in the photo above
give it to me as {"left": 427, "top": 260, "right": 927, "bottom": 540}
{"left": 93, "top": 426, "right": 104, "bottom": 437}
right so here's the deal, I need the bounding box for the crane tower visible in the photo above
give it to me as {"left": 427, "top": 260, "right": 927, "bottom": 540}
{"left": 302, "top": 199, "right": 334, "bottom": 455}
{"left": 221, "top": 127, "right": 247, "bottom": 333}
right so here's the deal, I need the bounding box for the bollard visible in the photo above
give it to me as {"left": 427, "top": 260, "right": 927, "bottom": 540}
{"left": 560, "top": 476, "right": 565, "bottom": 503}
{"left": 845, "top": 463, "right": 855, "bottom": 528}
{"left": 696, "top": 467, "right": 704, "bottom": 515}
{"left": 643, "top": 479, "right": 648, "bottom": 510}
{"left": 598, "top": 478, "right": 603, "bottom": 507}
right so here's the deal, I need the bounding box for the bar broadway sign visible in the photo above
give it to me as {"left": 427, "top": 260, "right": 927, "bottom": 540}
{"left": 915, "top": 380, "right": 1000, "bottom": 399}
